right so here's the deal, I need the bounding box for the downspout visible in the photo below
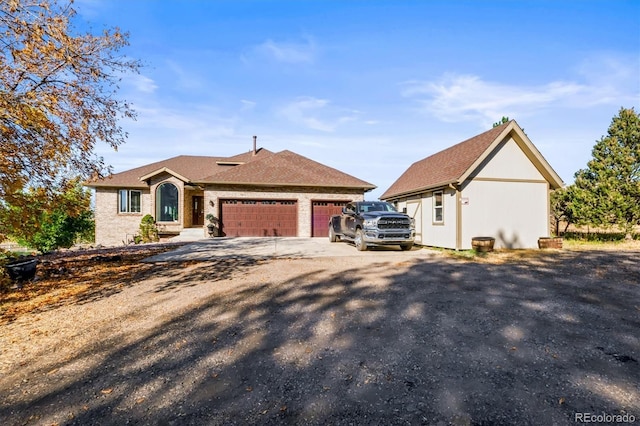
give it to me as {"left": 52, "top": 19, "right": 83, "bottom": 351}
{"left": 547, "top": 181, "right": 551, "bottom": 237}
{"left": 449, "top": 183, "right": 462, "bottom": 250}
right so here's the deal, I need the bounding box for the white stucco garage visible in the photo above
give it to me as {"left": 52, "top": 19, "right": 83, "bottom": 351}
{"left": 381, "top": 120, "right": 564, "bottom": 249}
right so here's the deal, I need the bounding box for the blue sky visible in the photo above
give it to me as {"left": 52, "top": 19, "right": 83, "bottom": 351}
{"left": 79, "top": 0, "right": 639, "bottom": 200}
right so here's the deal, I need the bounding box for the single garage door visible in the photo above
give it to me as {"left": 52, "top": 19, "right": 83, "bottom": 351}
{"left": 312, "top": 201, "right": 348, "bottom": 237}
{"left": 220, "top": 200, "right": 297, "bottom": 237}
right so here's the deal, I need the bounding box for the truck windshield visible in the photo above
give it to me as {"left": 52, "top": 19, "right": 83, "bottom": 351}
{"left": 358, "top": 202, "right": 397, "bottom": 213}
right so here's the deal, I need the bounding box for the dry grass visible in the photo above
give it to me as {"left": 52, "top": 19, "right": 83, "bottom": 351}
{"left": 442, "top": 238, "right": 640, "bottom": 264}
{"left": 562, "top": 238, "right": 640, "bottom": 251}
{"left": 0, "top": 243, "right": 185, "bottom": 325}
{"left": 2, "top": 239, "right": 639, "bottom": 324}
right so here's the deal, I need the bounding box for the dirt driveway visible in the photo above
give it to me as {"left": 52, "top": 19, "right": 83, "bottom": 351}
{"left": 0, "top": 242, "right": 638, "bottom": 425}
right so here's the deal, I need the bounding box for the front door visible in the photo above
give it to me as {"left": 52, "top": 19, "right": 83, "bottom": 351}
{"left": 192, "top": 196, "right": 204, "bottom": 226}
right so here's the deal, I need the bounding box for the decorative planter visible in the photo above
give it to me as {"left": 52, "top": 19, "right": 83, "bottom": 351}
{"left": 5, "top": 258, "right": 38, "bottom": 282}
{"left": 471, "top": 237, "right": 495, "bottom": 252}
{"left": 207, "top": 225, "right": 219, "bottom": 238}
{"left": 538, "top": 237, "right": 563, "bottom": 249}
{"left": 205, "top": 214, "right": 221, "bottom": 238}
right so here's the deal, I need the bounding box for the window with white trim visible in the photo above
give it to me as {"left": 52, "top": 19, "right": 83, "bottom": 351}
{"left": 433, "top": 191, "right": 444, "bottom": 223}
{"left": 119, "top": 189, "right": 141, "bottom": 213}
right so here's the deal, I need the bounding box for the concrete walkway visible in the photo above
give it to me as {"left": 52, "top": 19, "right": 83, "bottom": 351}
{"left": 144, "top": 237, "right": 439, "bottom": 262}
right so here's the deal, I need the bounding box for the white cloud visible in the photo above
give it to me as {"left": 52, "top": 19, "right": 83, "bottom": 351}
{"left": 95, "top": 102, "right": 245, "bottom": 172}
{"left": 240, "top": 99, "right": 257, "bottom": 111}
{"left": 278, "top": 97, "right": 360, "bottom": 132}
{"left": 402, "top": 55, "right": 639, "bottom": 127}
{"left": 576, "top": 54, "right": 636, "bottom": 85}
{"left": 573, "top": 53, "right": 640, "bottom": 105}
{"left": 401, "top": 74, "right": 587, "bottom": 126}
{"left": 165, "top": 60, "right": 204, "bottom": 90}
{"left": 132, "top": 104, "right": 236, "bottom": 140}
{"left": 248, "top": 37, "right": 317, "bottom": 64}
{"left": 125, "top": 74, "right": 158, "bottom": 94}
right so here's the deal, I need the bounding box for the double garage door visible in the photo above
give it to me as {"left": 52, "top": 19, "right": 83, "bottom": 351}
{"left": 221, "top": 200, "right": 297, "bottom": 237}
{"left": 220, "top": 199, "right": 347, "bottom": 237}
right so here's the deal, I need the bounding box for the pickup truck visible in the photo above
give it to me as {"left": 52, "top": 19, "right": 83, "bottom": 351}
{"left": 329, "top": 201, "right": 415, "bottom": 251}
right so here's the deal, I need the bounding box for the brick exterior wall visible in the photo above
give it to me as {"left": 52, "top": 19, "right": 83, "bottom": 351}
{"left": 204, "top": 184, "right": 364, "bottom": 238}
{"left": 95, "top": 178, "right": 366, "bottom": 246}
{"left": 94, "top": 188, "right": 151, "bottom": 246}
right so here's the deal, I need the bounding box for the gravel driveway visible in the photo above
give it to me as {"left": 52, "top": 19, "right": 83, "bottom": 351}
{"left": 143, "top": 237, "right": 428, "bottom": 262}
{"left": 0, "top": 241, "right": 638, "bottom": 425}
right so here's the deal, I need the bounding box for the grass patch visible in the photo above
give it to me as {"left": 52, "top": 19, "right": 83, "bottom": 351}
{"left": 563, "top": 238, "right": 640, "bottom": 251}
{"left": 433, "top": 247, "right": 491, "bottom": 260}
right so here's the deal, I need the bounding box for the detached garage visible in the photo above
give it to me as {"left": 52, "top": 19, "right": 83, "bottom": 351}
{"left": 380, "top": 120, "right": 564, "bottom": 249}
{"left": 88, "top": 143, "right": 374, "bottom": 246}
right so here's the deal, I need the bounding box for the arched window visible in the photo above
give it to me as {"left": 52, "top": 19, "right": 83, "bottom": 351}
{"left": 156, "top": 183, "right": 179, "bottom": 222}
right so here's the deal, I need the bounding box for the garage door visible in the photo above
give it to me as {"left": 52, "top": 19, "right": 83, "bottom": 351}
{"left": 312, "top": 201, "right": 348, "bottom": 237}
{"left": 220, "top": 200, "right": 297, "bottom": 237}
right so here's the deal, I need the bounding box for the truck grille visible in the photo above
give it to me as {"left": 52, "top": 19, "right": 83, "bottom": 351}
{"left": 378, "top": 218, "right": 411, "bottom": 229}
{"left": 379, "top": 234, "right": 411, "bottom": 239}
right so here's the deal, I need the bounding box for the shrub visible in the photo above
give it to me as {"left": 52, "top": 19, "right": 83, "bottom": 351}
{"left": 561, "top": 231, "right": 639, "bottom": 242}
{"left": 0, "top": 179, "right": 94, "bottom": 254}
{"left": 16, "top": 210, "right": 94, "bottom": 253}
{"left": 139, "top": 214, "right": 159, "bottom": 243}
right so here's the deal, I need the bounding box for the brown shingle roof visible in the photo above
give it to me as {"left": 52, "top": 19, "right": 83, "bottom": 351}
{"left": 380, "top": 122, "right": 511, "bottom": 199}
{"left": 87, "top": 148, "right": 374, "bottom": 190}
{"left": 86, "top": 155, "right": 222, "bottom": 188}
{"left": 205, "top": 150, "right": 376, "bottom": 189}
{"left": 86, "top": 149, "right": 275, "bottom": 188}
{"left": 222, "top": 148, "right": 269, "bottom": 163}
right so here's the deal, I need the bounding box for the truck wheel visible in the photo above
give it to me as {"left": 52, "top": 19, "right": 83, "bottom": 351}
{"left": 355, "top": 229, "right": 367, "bottom": 251}
{"left": 329, "top": 226, "right": 338, "bottom": 242}
{"left": 400, "top": 243, "right": 413, "bottom": 251}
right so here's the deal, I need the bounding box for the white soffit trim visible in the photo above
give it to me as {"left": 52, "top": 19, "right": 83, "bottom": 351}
{"left": 139, "top": 167, "right": 191, "bottom": 183}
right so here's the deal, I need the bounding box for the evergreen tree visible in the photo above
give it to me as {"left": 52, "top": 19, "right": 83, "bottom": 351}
{"left": 573, "top": 107, "right": 640, "bottom": 238}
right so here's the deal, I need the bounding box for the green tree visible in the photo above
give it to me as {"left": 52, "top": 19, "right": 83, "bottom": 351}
{"left": 0, "top": 0, "right": 140, "bottom": 238}
{"left": 550, "top": 185, "right": 594, "bottom": 235}
{"left": 19, "top": 209, "right": 94, "bottom": 253}
{"left": 550, "top": 187, "right": 571, "bottom": 235}
{"left": 493, "top": 116, "right": 510, "bottom": 127}
{"left": 573, "top": 107, "right": 640, "bottom": 238}
{"left": 0, "top": 179, "right": 94, "bottom": 252}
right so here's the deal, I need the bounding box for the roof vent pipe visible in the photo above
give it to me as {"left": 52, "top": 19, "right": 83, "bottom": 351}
{"left": 252, "top": 135, "right": 257, "bottom": 156}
